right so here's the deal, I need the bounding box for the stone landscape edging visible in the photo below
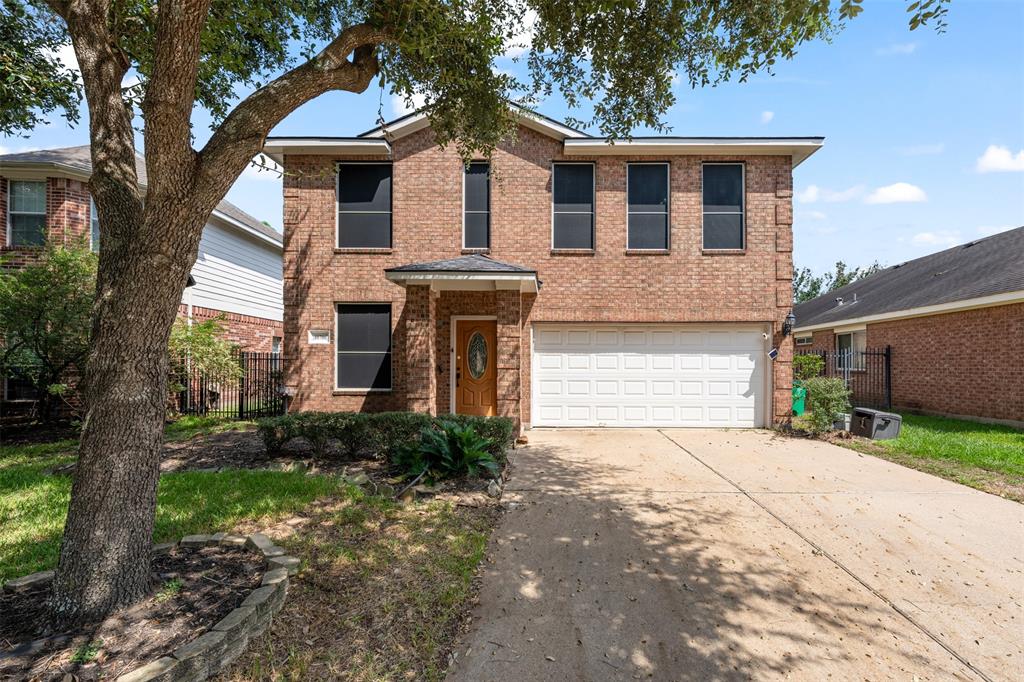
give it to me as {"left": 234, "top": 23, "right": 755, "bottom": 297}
{"left": 2, "top": 531, "right": 299, "bottom": 682}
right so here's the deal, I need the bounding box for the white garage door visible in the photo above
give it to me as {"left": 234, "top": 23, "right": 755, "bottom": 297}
{"left": 532, "top": 324, "right": 767, "bottom": 428}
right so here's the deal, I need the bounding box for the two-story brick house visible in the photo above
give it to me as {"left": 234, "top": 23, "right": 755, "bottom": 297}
{"left": 265, "top": 109, "right": 822, "bottom": 429}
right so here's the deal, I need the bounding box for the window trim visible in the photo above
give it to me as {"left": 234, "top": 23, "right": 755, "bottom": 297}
{"left": 334, "top": 302, "right": 393, "bottom": 392}
{"left": 7, "top": 180, "right": 47, "bottom": 247}
{"left": 701, "top": 162, "right": 746, "bottom": 251}
{"left": 462, "top": 160, "right": 490, "bottom": 250}
{"left": 550, "top": 161, "right": 596, "bottom": 251}
{"left": 626, "top": 161, "right": 671, "bottom": 251}
{"left": 335, "top": 161, "right": 393, "bottom": 250}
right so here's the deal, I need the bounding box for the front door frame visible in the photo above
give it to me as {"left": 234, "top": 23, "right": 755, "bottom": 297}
{"left": 450, "top": 315, "right": 499, "bottom": 414}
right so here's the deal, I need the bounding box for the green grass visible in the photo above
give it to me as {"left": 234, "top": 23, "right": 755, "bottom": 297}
{"left": 0, "top": 447, "right": 348, "bottom": 585}
{"left": 875, "top": 414, "right": 1024, "bottom": 476}
{"left": 163, "top": 415, "right": 256, "bottom": 441}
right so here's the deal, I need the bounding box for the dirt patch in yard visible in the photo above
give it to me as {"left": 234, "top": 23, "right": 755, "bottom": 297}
{"left": 219, "top": 494, "right": 502, "bottom": 681}
{"left": 0, "top": 546, "right": 262, "bottom": 681}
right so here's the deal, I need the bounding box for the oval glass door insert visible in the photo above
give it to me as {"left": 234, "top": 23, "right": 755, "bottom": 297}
{"left": 468, "top": 332, "right": 488, "bottom": 379}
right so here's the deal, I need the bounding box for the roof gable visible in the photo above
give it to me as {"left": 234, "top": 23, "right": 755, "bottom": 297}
{"left": 357, "top": 103, "right": 590, "bottom": 142}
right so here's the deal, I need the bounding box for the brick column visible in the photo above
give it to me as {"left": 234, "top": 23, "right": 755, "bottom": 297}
{"left": 404, "top": 285, "right": 437, "bottom": 414}
{"left": 773, "top": 172, "right": 795, "bottom": 426}
{"left": 495, "top": 288, "right": 522, "bottom": 427}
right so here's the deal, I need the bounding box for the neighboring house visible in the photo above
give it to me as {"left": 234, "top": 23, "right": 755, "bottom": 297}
{"left": 264, "top": 107, "right": 822, "bottom": 430}
{"left": 1, "top": 145, "right": 284, "bottom": 402}
{"left": 793, "top": 226, "right": 1023, "bottom": 426}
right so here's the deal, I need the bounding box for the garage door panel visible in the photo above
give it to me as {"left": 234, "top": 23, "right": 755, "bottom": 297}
{"left": 533, "top": 324, "right": 766, "bottom": 428}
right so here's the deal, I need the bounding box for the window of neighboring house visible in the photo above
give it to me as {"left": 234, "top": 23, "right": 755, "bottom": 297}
{"left": 836, "top": 331, "right": 866, "bottom": 370}
{"left": 336, "top": 303, "right": 392, "bottom": 390}
{"left": 795, "top": 335, "right": 813, "bottom": 346}
{"left": 271, "top": 336, "right": 282, "bottom": 354}
{"left": 627, "top": 163, "right": 670, "bottom": 250}
{"left": 337, "top": 163, "right": 392, "bottom": 248}
{"left": 702, "top": 163, "right": 744, "bottom": 250}
{"left": 90, "top": 198, "right": 100, "bottom": 252}
{"left": 552, "top": 163, "right": 595, "bottom": 250}
{"left": 7, "top": 180, "right": 46, "bottom": 246}
{"left": 463, "top": 161, "right": 490, "bottom": 249}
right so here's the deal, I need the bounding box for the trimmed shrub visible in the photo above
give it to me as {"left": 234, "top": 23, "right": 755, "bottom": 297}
{"left": 793, "top": 353, "right": 824, "bottom": 383}
{"left": 364, "top": 412, "right": 433, "bottom": 460}
{"left": 803, "top": 377, "right": 851, "bottom": 434}
{"left": 257, "top": 415, "right": 294, "bottom": 454}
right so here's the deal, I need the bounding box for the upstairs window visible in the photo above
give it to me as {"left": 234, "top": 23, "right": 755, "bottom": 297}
{"left": 627, "top": 163, "right": 670, "bottom": 249}
{"left": 336, "top": 303, "right": 392, "bottom": 390}
{"left": 337, "top": 163, "right": 392, "bottom": 248}
{"left": 8, "top": 181, "right": 46, "bottom": 246}
{"left": 90, "top": 198, "right": 100, "bottom": 252}
{"left": 702, "top": 163, "right": 745, "bottom": 250}
{"left": 463, "top": 161, "right": 490, "bottom": 249}
{"left": 552, "top": 163, "right": 594, "bottom": 250}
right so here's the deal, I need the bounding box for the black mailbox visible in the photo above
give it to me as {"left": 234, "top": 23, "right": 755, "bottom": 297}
{"left": 851, "top": 408, "right": 902, "bottom": 440}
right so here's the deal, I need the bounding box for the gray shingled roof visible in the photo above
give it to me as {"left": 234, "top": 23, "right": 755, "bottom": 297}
{"left": 794, "top": 226, "right": 1024, "bottom": 329}
{"left": 386, "top": 254, "right": 535, "bottom": 274}
{"left": 0, "top": 145, "right": 280, "bottom": 245}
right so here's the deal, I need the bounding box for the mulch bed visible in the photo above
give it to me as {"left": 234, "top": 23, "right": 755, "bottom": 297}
{"left": 0, "top": 546, "right": 262, "bottom": 681}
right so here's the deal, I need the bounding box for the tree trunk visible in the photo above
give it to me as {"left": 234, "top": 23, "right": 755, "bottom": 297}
{"left": 48, "top": 205, "right": 203, "bottom": 627}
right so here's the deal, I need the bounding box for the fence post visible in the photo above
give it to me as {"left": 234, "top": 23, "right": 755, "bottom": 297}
{"left": 238, "top": 352, "right": 247, "bottom": 421}
{"left": 884, "top": 345, "right": 893, "bottom": 410}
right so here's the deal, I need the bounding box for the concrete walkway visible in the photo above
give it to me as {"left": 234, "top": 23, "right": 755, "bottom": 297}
{"left": 446, "top": 429, "right": 1023, "bottom": 681}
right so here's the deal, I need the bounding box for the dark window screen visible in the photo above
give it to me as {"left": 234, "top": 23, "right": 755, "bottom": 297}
{"left": 464, "top": 162, "right": 489, "bottom": 248}
{"left": 553, "top": 164, "right": 594, "bottom": 249}
{"left": 338, "top": 164, "right": 392, "bottom": 248}
{"left": 336, "top": 304, "right": 392, "bottom": 389}
{"left": 702, "top": 164, "right": 744, "bottom": 249}
{"left": 628, "top": 164, "right": 669, "bottom": 249}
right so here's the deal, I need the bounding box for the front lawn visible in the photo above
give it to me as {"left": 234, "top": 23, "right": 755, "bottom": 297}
{"left": 0, "top": 443, "right": 345, "bottom": 584}
{"left": 820, "top": 413, "right": 1024, "bottom": 501}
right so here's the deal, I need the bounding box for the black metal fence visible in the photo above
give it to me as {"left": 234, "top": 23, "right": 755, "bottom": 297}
{"left": 797, "top": 346, "right": 892, "bottom": 409}
{"left": 173, "top": 351, "right": 285, "bottom": 420}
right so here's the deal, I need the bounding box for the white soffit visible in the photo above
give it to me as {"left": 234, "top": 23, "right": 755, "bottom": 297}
{"left": 262, "top": 138, "right": 391, "bottom": 164}
{"left": 563, "top": 138, "right": 825, "bottom": 167}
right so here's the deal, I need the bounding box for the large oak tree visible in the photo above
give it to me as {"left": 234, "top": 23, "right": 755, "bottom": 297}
{"left": 0, "top": 0, "right": 950, "bottom": 626}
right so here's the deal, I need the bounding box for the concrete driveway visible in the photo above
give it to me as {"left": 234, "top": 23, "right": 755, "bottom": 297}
{"left": 446, "top": 429, "right": 1023, "bottom": 681}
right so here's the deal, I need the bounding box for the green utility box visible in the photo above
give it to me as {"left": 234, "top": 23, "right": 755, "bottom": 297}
{"left": 792, "top": 386, "right": 807, "bottom": 416}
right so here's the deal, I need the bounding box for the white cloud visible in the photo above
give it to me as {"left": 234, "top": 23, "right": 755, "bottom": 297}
{"left": 865, "top": 182, "right": 927, "bottom": 204}
{"left": 0, "top": 146, "right": 8, "bottom": 156}
{"left": 804, "top": 210, "right": 827, "bottom": 220}
{"left": 760, "top": 110, "right": 774, "bottom": 124}
{"left": 242, "top": 154, "right": 283, "bottom": 181}
{"left": 897, "top": 143, "right": 944, "bottom": 156}
{"left": 875, "top": 42, "right": 918, "bottom": 56}
{"left": 912, "top": 231, "right": 960, "bottom": 248}
{"left": 502, "top": 9, "right": 538, "bottom": 58}
{"left": 975, "top": 145, "right": 1024, "bottom": 173}
{"left": 798, "top": 184, "right": 866, "bottom": 204}
{"left": 976, "top": 225, "right": 1014, "bottom": 237}
{"left": 391, "top": 92, "right": 427, "bottom": 117}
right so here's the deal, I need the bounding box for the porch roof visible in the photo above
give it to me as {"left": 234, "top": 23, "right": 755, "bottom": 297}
{"left": 384, "top": 254, "right": 540, "bottom": 292}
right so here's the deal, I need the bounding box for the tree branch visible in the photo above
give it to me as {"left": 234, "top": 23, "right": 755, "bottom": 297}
{"left": 195, "top": 22, "right": 389, "bottom": 208}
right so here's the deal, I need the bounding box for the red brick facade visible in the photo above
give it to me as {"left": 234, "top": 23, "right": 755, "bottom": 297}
{"left": 177, "top": 304, "right": 283, "bottom": 353}
{"left": 799, "top": 303, "right": 1024, "bottom": 424}
{"left": 282, "top": 124, "right": 796, "bottom": 427}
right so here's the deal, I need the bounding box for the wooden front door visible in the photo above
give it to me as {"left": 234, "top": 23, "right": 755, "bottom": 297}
{"left": 455, "top": 319, "right": 497, "bottom": 416}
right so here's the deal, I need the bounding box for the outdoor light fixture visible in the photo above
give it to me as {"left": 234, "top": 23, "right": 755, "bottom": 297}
{"left": 783, "top": 311, "right": 796, "bottom": 337}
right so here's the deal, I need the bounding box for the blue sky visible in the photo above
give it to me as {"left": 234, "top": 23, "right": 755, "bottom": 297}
{"left": 2, "top": 0, "right": 1022, "bottom": 274}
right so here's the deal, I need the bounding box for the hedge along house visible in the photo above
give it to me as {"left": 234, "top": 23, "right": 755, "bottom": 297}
{"left": 793, "top": 226, "right": 1023, "bottom": 427}
{"left": 265, "top": 107, "right": 823, "bottom": 431}
{"left": 1, "top": 146, "right": 284, "bottom": 404}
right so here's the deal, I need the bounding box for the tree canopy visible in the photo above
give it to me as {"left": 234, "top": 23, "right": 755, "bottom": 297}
{"left": 793, "top": 260, "right": 884, "bottom": 304}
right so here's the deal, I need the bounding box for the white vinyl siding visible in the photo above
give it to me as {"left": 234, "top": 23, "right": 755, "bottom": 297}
{"left": 532, "top": 324, "right": 767, "bottom": 427}
{"left": 184, "top": 219, "right": 283, "bottom": 321}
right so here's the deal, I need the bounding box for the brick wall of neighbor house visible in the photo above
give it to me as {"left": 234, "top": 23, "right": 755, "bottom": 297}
{"left": 177, "top": 304, "right": 283, "bottom": 353}
{"left": 808, "top": 330, "right": 834, "bottom": 352}
{"left": 865, "top": 303, "right": 1024, "bottom": 423}
{"left": 282, "top": 124, "right": 795, "bottom": 424}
